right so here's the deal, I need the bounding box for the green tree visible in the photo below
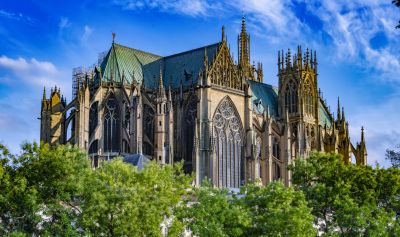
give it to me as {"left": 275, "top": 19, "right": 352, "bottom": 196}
{"left": 177, "top": 181, "right": 251, "bottom": 237}
{"left": 290, "top": 152, "right": 400, "bottom": 236}
{"left": 80, "top": 159, "right": 191, "bottom": 237}
{"left": 386, "top": 145, "right": 400, "bottom": 168}
{"left": 241, "top": 182, "right": 315, "bottom": 237}
{"left": 0, "top": 142, "right": 91, "bottom": 236}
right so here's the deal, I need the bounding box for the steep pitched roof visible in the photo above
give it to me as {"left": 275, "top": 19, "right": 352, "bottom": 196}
{"left": 97, "top": 42, "right": 220, "bottom": 88}
{"left": 248, "top": 80, "right": 278, "bottom": 117}
{"left": 319, "top": 100, "right": 333, "bottom": 128}
{"left": 99, "top": 43, "right": 162, "bottom": 85}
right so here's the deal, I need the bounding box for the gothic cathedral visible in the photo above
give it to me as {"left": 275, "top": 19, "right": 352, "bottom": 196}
{"left": 40, "top": 18, "right": 367, "bottom": 187}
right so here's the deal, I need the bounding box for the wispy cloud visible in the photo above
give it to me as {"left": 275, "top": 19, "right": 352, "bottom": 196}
{"left": 0, "top": 9, "right": 35, "bottom": 23}
{"left": 349, "top": 94, "right": 400, "bottom": 166}
{"left": 112, "top": 0, "right": 223, "bottom": 17}
{"left": 81, "top": 25, "right": 93, "bottom": 43}
{"left": 59, "top": 17, "right": 71, "bottom": 30}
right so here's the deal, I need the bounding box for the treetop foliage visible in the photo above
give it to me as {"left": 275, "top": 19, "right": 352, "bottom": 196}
{"left": 1, "top": 143, "right": 400, "bottom": 236}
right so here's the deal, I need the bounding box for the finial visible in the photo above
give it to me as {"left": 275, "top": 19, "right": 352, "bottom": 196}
{"left": 221, "top": 25, "right": 225, "bottom": 42}
{"left": 112, "top": 32, "right": 116, "bottom": 43}
{"left": 361, "top": 126, "right": 365, "bottom": 142}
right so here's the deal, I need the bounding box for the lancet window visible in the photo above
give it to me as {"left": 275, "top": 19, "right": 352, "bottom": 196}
{"left": 104, "top": 95, "right": 120, "bottom": 153}
{"left": 285, "top": 80, "right": 298, "bottom": 113}
{"left": 89, "top": 102, "right": 98, "bottom": 138}
{"left": 213, "top": 97, "right": 243, "bottom": 188}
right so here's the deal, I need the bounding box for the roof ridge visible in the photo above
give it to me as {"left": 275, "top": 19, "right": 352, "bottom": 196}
{"left": 248, "top": 79, "right": 276, "bottom": 89}
{"left": 113, "top": 43, "right": 162, "bottom": 58}
{"left": 164, "top": 42, "right": 221, "bottom": 59}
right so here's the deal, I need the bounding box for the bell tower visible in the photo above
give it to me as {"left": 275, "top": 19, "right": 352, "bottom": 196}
{"left": 278, "top": 46, "right": 319, "bottom": 157}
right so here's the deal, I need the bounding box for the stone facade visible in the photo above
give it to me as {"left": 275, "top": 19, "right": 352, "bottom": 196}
{"left": 40, "top": 18, "right": 367, "bottom": 187}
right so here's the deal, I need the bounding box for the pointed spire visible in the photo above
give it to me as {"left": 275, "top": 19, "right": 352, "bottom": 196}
{"left": 361, "top": 126, "right": 365, "bottom": 143}
{"left": 337, "top": 97, "right": 341, "bottom": 121}
{"left": 159, "top": 67, "right": 164, "bottom": 89}
{"left": 42, "top": 87, "right": 46, "bottom": 100}
{"left": 287, "top": 48, "right": 291, "bottom": 67}
{"left": 257, "top": 62, "right": 263, "bottom": 82}
{"left": 238, "top": 15, "right": 250, "bottom": 68}
{"left": 204, "top": 46, "right": 208, "bottom": 72}
{"left": 278, "top": 50, "right": 281, "bottom": 71}
{"left": 297, "top": 45, "right": 302, "bottom": 68}
{"left": 168, "top": 85, "right": 172, "bottom": 101}
{"left": 342, "top": 106, "right": 345, "bottom": 121}
{"left": 313, "top": 50, "right": 317, "bottom": 72}
{"left": 221, "top": 25, "right": 225, "bottom": 42}
{"left": 241, "top": 14, "right": 246, "bottom": 35}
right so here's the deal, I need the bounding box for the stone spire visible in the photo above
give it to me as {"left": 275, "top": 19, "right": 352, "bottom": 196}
{"left": 238, "top": 15, "right": 250, "bottom": 68}
{"left": 158, "top": 67, "right": 166, "bottom": 98}
{"left": 42, "top": 87, "right": 46, "bottom": 100}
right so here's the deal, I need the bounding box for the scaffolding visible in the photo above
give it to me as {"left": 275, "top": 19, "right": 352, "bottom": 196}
{"left": 72, "top": 67, "right": 86, "bottom": 99}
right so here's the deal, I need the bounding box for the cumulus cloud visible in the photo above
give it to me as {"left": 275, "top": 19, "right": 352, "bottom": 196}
{"left": 0, "top": 55, "right": 70, "bottom": 91}
{"left": 112, "top": 0, "right": 223, "bottom": 17}
{"left": 0, "top": 56, "right": 70, "bottom": 153}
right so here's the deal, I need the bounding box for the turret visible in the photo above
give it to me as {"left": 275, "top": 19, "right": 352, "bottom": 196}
{"left": 40, "top": 86, "right": 66, "bottom": 145}
{"left": 154, "top": 67, "right": 167, "bottom": 164}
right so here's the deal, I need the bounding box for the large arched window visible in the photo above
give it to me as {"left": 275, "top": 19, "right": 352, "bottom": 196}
{"left": 213, "top": 97, "right": 243, "bottom": 188}
{"left": 104, "top": 95, "right": 120, "bottom": 153}
{"left": 285, "top": 80, "right": 298, "bottom": 113}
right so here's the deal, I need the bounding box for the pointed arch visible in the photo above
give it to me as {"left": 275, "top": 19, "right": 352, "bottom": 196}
{"left": 284, "top": 80, "right": 298, "bottom": 114}
{"left": 213, "top": 96, "right": 243, "bottom": 188}
{"left": 103, "top": 93, "right": 120, "bottom": 153}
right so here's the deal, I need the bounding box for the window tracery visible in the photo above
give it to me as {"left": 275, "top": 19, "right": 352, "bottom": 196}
{"left": 285, "top": 80, "right": 298, "bottom": 113}
{"left": 104, "top": 95, "right": 120, "bottom": 153}
{"left": 213, "top": 97, "right": 243, "bottom": 188}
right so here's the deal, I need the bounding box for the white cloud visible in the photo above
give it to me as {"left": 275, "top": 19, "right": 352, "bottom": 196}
{"left": 81, "top": 25, "right": 93, "bottom": 43}
{"left": 0, "top": 55, "right": 69, "bottom": 93}
{"left": 112, "top": 0, "right": 223, "bottom": 17}
{"left": 0, "top": 9, "right": 35, "bottom": 23}
{"left": 349, "top": 94, "right": 400, "bottom": 166}
{"left": 59, "top": 17, "right": 71, "bottom": 30}
{"left": 0, "top": 56, "right": 70, "bottom": 153}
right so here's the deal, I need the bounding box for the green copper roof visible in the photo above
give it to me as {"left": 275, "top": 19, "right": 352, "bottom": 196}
{"left": 99, "top": 43, "right": 162, "bottom": 85}
{"left": 319, "top": 100, "right": 333, "bottom": 128}
{"left": 98, "top": 42, "right": 220, "bottom": 88}
{"left": 248, "top": 80, "right": 278, "bottom": 117}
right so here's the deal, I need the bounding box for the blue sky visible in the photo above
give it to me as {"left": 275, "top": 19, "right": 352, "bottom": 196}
{"left": 0, "top": 0, "right": 399, "bottom": 165}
